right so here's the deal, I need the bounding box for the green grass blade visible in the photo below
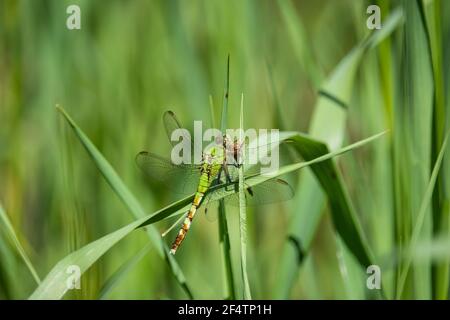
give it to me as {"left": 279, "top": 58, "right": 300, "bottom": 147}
{"left": 220, "top": 54, "right": 230, "bottom": 132}
{"left": 274, "top": 8, "right": 403, "bottom": 298}
{"left": 29, "top": 194, "right": 192, "bottom": 300}
{"left": 209, "top": 94, "right": 217, "bottom": 128}
{"left": 277, "top": 0, "right": 323, "bottom": 87}
{"left": 0, "top": 231, "right": 16, "bottom": 299}
{"left": 396, "top": 132, "right": 450, "bottom": 298}
{"left": 218, "top": 55, "right": 236, "bottom": 300}
{"left": 238, "top": 94, "right": 251, "bottom": 300}
{"left": 0, "top": 202, "right": 41, "bottom": 285}
{"left": 393, "top": 0, "right": 434, "bottom": 299}
{"left": 266, "top": 62, "right": 286, "bottom": 130}
{"left": 421, "top": 0, "right": 449, "bottom": 299}
{"left": 29, "top": 214, "right": 147, "bottom": 299}
{"left": 245, "top": 132, "right": 387, "bottom": 284}
{"left": 218, "top": 201, "right": 235, "bottom": 300}
{"left": 99, "top": 243, "right": 152, "bottom": 299}
{"left": 286, "top": 135, "right": 375, "bottom": 268}
{"left": 335, "top": 236, "right": 365, "bottom": 299}
{"left": 55, "top": 106, "right": 147, "bottom": 220}
{"left": 50, "top": 106, "right": 193, "bottom": 299}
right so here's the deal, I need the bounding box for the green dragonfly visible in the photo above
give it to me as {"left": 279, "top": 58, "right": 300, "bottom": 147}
{"left": 136, "top": 111, "right": 293, "bottom": 254}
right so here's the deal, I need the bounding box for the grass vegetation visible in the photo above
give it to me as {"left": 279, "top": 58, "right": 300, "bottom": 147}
{"left": 0, "top": 0, "right": 449, "bottom": 300}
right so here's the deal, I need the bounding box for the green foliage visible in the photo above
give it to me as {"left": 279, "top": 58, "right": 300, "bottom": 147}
{"left": 29, "top": 108, "right": 383, "bottom": 299}
{"left": 1, "top": 0, "right": 450, "bottom": 300}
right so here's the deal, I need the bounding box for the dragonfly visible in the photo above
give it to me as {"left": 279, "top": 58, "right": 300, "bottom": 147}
{"left": 136, "top": 111, "right": 294, "bottom": 254}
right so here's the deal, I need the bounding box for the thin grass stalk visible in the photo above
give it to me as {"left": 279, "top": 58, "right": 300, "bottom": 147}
{"left": 422, "top": 0, "right": 449, "bottom": 299}
{"left": 99, "top": 243, "right": 152, "bottom": 299}
{"left": 396, "top": 132, "right": 450, "bottom": 298}
{"left": 0, "top": 202, "right": 41, "bottom": 285}
{"left": 395, "top": 0, "right": 434, "bottom": 298}
{"left": 218, "top": 202, "right": 235, "bottom": 299}
{"left": 376, "top": 0, "right": 394, "bottom": 130}
{"left": 238, "top": 94, "right": 251, "bottom": 300}
{"left": 218, "top": 55, "right": 235, "bottom": 300}
{"left": 209, "top": 95, "right": 217, "bottom": 128}
{"left": 375, "top": 0, "right": 396, "bottom": 299}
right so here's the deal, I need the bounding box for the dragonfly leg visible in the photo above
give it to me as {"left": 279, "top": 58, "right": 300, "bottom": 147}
{"left": 222, "top": 165, "right": 232, "bottom": 184}
{"left": 217, "top": 167, "right": 223, "bottom": 183}
{"left": 222, "top": 165, "right": 237, "bottom": 192}
{"left": 211, "top": 168, "right": 227, "bottom": 191}
{"left": 161, "top": 214, "right": 186, "bottom": 237}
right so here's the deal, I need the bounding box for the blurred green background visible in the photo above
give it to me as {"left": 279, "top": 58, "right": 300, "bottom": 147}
{"left": 1, "top": 0, "right": 450, "bottom": 300}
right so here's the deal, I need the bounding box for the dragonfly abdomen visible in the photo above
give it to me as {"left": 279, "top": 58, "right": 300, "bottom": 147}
{"left": 169, "top": 157, "right": 220, "bottom": 254}
{"left": 170, "top": 191, "right": 204, "bottom": 255}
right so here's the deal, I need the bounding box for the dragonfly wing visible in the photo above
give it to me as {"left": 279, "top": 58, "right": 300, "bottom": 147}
{"left": 163, "top": 111, "right": 191, "bottom": 147}
{"left": 136, "top": 151, "right": 202, "bottom": 195}
{"left": 210, "top": 178, "right": 294, "bottom": 207}
{"left": 163, "top": 111, "right": 205, "bottom": 156}
{"left": 201, "top": 193, "right": 220, "bottom": 222}
{"left": 242, "top": 178, "right": 294, "bottom": 206}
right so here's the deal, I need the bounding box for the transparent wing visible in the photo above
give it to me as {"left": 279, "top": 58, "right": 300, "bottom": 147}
{"left": 201, "top": 193, "right": 220, "bottom": 222}
{"left": 232, "top": 178, "right": 294, "bottom": 206}
{"left": 135, "top": 151, "right": 202, "bottom": 195}
{"left": 206, "top": 178, "right": 294, "bottom": 207}
{"left": 163, "top": 110, "right": 207, "bottom": 164}
{"left": 163, "top": 111, "right": 194, "bottom": 148}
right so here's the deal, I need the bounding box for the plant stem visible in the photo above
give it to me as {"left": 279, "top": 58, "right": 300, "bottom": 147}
{"left": 218, "top": 54, "right": 236, "bottom": 299}
{"left": 238, "top": 93, "right": 252, "bottom": 300}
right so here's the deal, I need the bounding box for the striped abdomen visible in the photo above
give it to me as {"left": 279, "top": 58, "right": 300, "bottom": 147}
{"left": 169, "top": 191, "right": 204, "bottom": 254}
{"left": 169, "top": 149, "right": 223, "bottom": 254}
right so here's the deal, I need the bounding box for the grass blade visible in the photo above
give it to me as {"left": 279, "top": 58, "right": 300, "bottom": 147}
{"left": 246, "top": 133, "right": 387, "bottom": 287}
{"left": 277, "top": 0, "right": 323, "bottom": 87}
{"left": 238, "top": 94, "right": 251, "bottom": 300}
{"left": 44, "top": 106, "right": 193, "bottom": 299}
{"left": 99, "top": 243, "right": 152, "bottom": 299}
{"left": 421, "top": 0, "right": 449, "bottom": 299}
{"left": 218, "top": 200, "right": 235, "bottom": 299}
{"left": 220, "top": 55, "right": 230, "bottom": 132}
{"left": 394, "top": 0, "right": 434, "bottom": 298}
{"left": 396, "top": 132, "right": 450, "bottom": 298}
{"left": 29, "top": 194, "right": 192, "bottom": 300}
{"left": 0, "top": 202, "right": 41, "bottom": 285}
{"left": 218, "top": 55, "right": 236, "bottom": 300}
{"left": 275, "top": 8, "right": 403, "bottom": 298}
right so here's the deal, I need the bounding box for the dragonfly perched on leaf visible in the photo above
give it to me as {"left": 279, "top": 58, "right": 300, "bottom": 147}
{"left": 136, "top": 111, "right": 294, "bottom": 254}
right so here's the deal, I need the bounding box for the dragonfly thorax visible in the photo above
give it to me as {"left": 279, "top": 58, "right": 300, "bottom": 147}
{"left": 136, "top": 110, "right": 294, "bottom": 255}
{"left": 202, "top": 145, "right": 226, "bottom": 166}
